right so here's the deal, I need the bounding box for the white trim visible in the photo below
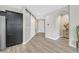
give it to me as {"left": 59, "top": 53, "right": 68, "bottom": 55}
{"left": 23, "top": 34, "right": 36, "bottom": 44}
{"left": 69, "top": 42, "right": 76, "bottom": 48}
{"left": 22, "top": 37, "right": 32, "bottom": 44}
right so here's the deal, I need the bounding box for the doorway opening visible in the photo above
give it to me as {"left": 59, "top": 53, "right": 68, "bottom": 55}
{"left": 59, "top": 14, "right": 69, "bottom": 39}
{"left": 36, "top": 19, "right": 45, "bottom": 39}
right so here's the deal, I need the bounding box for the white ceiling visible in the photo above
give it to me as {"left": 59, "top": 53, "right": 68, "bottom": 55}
{"left": 7, "top": 5, "right": 66, "bottom": 19}
{"left": 26, "top": 5, "right": 66, "bottom": 19}
{"left": 7, "top": 5, "right": 24, "bottom": 9}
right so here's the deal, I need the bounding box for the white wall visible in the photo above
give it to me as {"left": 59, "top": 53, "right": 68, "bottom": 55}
{"left": 23, "top": 9, "right": 31, "bottom": 43}
{"left": 23, "top": 9, "right": 36, "bottom": 44}
{"left": 30, "top": 15, "right": 36, "bottom": 38}
{"left": 45, "top": 13, "right": 60, "bottom": 40}
{"left": 37, "top": 20, "right": 45, "bottom": 33}
{"left": 0, "top": 5, "right": 23, "bottom": 13}
{"left": 69, "top": 5, "right": 79, "bottom": 47}
{"left": 0, "top": 16, "right": 6, "bottom": 49}
{"left": 45, "top": 6, "right": 68, "bottom": 40}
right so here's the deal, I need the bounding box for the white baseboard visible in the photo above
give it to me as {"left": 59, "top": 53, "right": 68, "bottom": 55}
{"left": 22, "top": 37, "right": 32, "bottom": 44}
{"left": 69, "top": 42, "right": 76, "bottom": 48}
{"left": 46, "top": 36, "right": 76, "bottom": 48}
{"left": 23, "top": 34, "right": 36, "bottom": 44}
{"left": 45, "top": 36, "right": 60, "bottom": 40}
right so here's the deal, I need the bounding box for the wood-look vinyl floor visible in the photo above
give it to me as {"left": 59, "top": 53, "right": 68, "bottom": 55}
{"left": 2, "top": 33, "right": 75, "bottom": 53}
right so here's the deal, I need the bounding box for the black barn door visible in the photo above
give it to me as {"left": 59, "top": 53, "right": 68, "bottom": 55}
{"left": 6, "top": 11, "right": 23, "bottom": 47}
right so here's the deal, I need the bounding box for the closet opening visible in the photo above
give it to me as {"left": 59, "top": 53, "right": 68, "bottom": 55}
{"left": 59, "top": 14, "right": 69, "bottom": 39}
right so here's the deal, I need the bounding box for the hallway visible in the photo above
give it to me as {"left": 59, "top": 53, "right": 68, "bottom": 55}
{"left": 3, "top": 33, "right": 75, "bottom": 53}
